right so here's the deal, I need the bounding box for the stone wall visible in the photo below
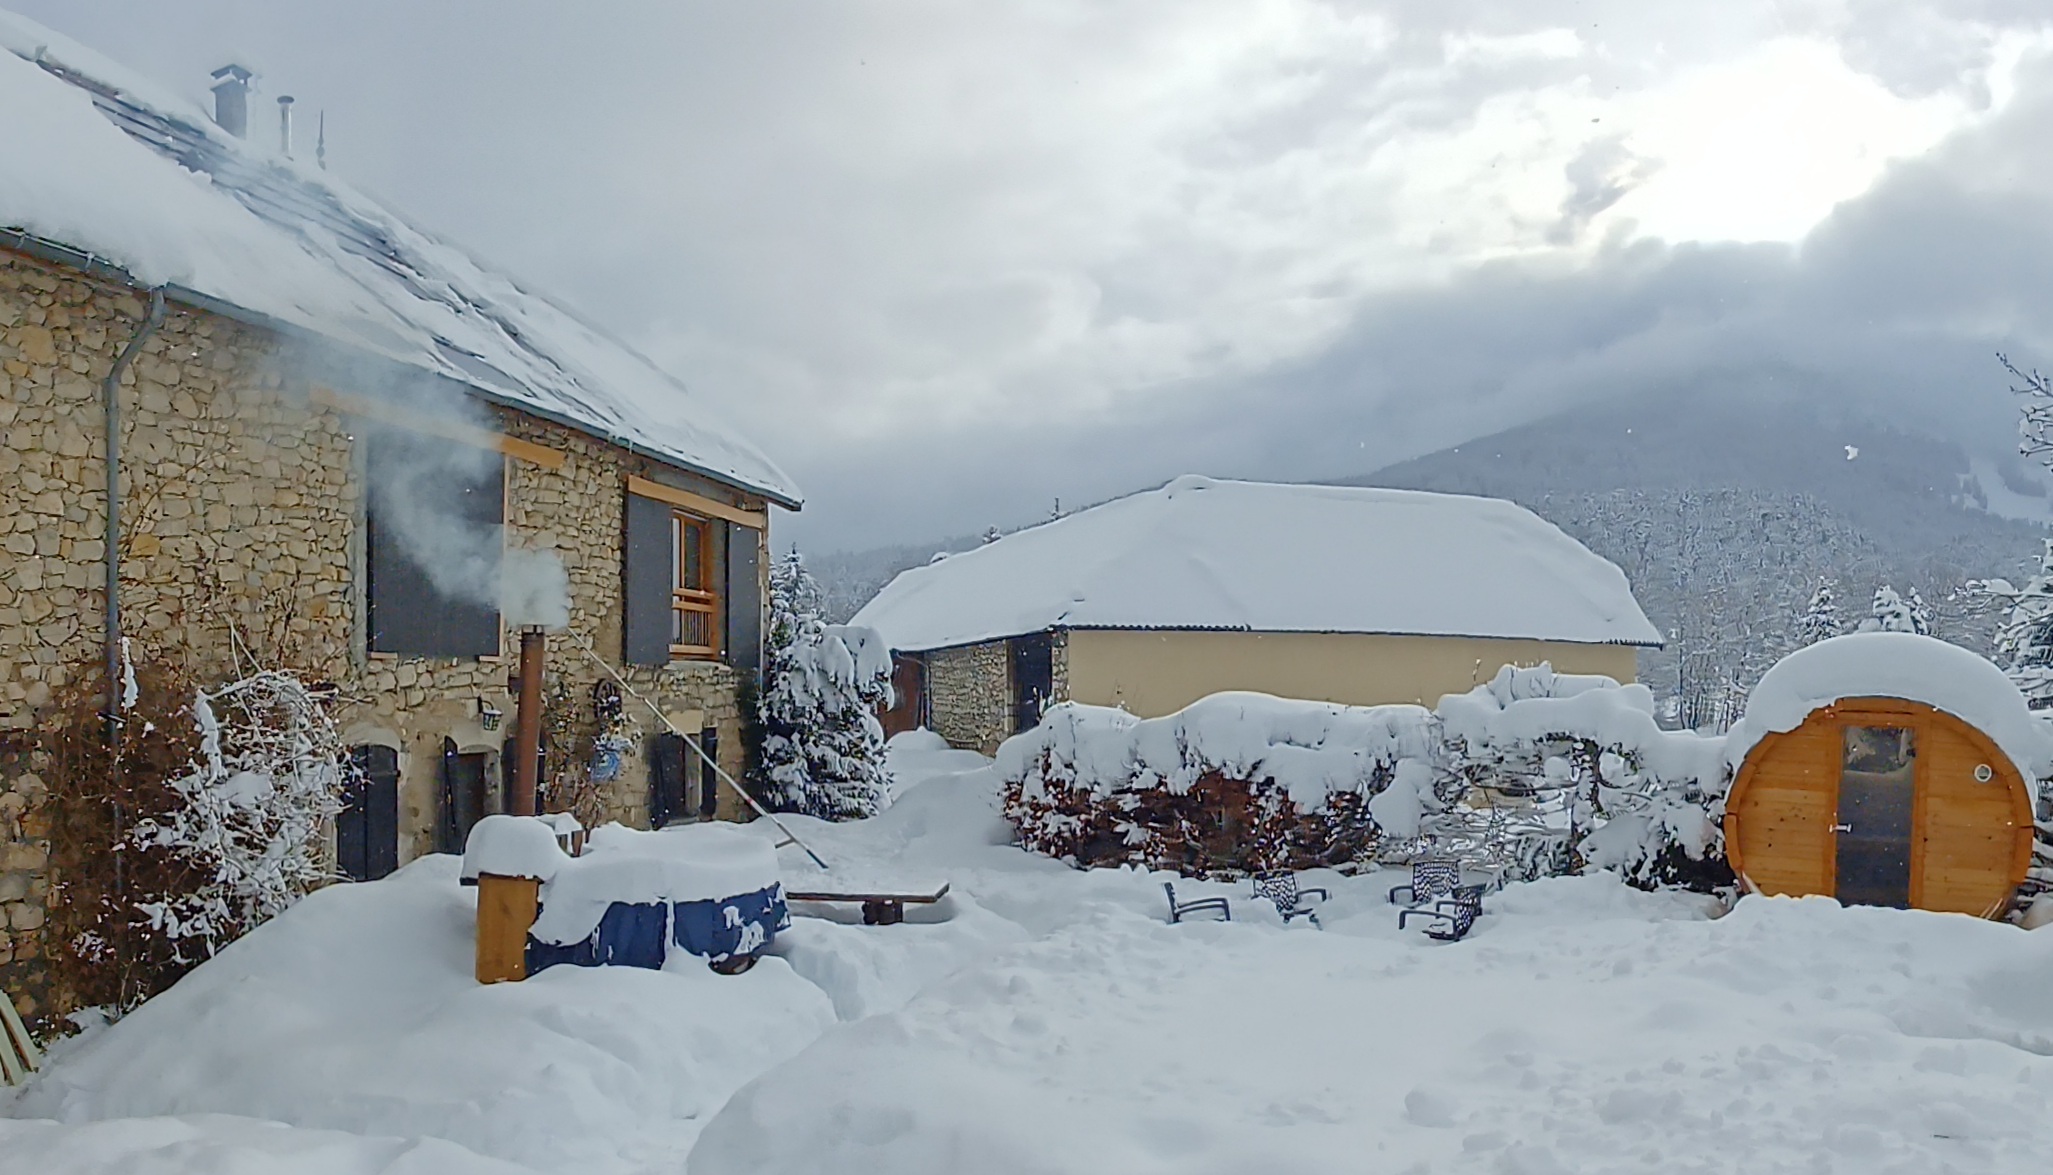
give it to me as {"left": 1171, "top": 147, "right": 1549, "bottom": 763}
{"left": 0, "top": 247, "right": 767, "bottom": 1021}
{"left": 925, "top": 639, "right": 1013, "bottom": 754}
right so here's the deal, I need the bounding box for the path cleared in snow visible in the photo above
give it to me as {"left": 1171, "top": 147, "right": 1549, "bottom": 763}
{"left": 7, "top": 735, "right": 2053, "bottom": 1174}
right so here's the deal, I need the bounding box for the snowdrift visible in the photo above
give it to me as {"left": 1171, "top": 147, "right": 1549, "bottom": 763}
{"left": 7, "top": 857, "right": 835, "bottom": 1174}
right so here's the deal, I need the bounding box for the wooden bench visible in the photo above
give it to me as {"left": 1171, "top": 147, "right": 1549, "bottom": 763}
{"left": 786, "top": 883, "right": 951, "bottom": 926}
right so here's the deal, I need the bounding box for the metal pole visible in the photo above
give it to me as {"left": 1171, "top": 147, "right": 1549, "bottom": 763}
{"left": 568, "top": 631, "right": 828, "bottom": 869}
{"left": 511, "top": 627, "right": 544, "bottom": 817}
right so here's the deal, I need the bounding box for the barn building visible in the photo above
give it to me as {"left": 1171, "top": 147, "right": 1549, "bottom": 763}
{"left": 854, "top": 476, "right": 1662, "bottom": 753}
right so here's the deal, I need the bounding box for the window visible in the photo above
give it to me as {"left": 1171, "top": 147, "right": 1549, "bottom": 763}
{"left": 364, "top": 434, "right": 504, "bottom": 658}
{"left": 623, "top": 480, "right": 762, "bottom": 673}
{"left": 670, "top": 510, "right": 720, "bottom": 657}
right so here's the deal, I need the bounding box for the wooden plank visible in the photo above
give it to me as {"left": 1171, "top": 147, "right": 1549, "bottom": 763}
{"left": 1914, "top": 714, "right": 2030, "bottom": 918}
{"left": 475, "top": 874, "right": 540, "bottom": 984}
{"left": 787, "top": 884, "right": 951, "bottom": 905}
{"left": 626, "top": 475, "right": 766, "bottom": 530}
{"left": 0, "top": 992, "right": 36, "bottom": 1085}
{"left": 311, "top": 385, "right": 568, "bottom": 470}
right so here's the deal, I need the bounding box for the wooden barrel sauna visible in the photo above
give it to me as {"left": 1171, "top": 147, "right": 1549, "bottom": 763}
{"left": 1726, "top": 697, "right": 2036, "bottom": 918}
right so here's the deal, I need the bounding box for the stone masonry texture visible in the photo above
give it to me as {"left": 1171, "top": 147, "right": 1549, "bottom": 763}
{"left": 0, "top": 248, "right": 766, "bottom": 1022}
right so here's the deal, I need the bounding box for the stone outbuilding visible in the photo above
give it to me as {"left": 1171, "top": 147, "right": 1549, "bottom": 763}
{"left": 0, "top": 19, "right": 797, "bottom": 1017}
{"left": 854, "top": 475, "right": 1661, "bottom": 753}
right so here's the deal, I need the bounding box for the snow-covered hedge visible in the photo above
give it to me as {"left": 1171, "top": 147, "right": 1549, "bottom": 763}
{"left": 997, "top": 693, "right": 1435, "bottom": 876}
{"left": 997, "top": 668, "right": 1733, "bottom": 888}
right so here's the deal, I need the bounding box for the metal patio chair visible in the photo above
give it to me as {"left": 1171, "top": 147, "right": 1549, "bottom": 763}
{"left": 1398, "top": 883, "right": 1485, "bottom": 942}
{"left": 1252, "top": 870, "right": 1330, "bottom": 927}
{"left": 1164, "top": 881, "right": 1230, "bottom": 923}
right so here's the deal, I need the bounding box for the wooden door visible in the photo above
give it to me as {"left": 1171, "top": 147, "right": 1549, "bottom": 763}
{"left": 439, "top": 741, "right": 489, "bottom": 854}
{"left": 1914, "top": 716, "right": 2035, "bottom": 916}
{"left": 1010, "top": 633, "right": 1054, "bottom": 735}
{"left": 1726, "top": 721, "right": 1840, "bottom": 897}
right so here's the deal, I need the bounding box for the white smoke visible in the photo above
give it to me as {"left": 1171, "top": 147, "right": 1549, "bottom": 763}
{"left": 358, "top": 411, "right": 573, "bottom": 633}
{"left": 501, "top": 547, "right": 572, "bottom": 630}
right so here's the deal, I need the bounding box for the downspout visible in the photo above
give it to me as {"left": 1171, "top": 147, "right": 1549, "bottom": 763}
{"left": 104, "top": 287, "right": 166, "bottom": 943}
{"left": 104, "top": 288, "right": 164, "bottom": 724}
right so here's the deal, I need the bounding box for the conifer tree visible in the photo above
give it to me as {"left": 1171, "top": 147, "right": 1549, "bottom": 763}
{"left": 757, "top": 551, "right": 894, "bottom": 818}
{"left": 1792, "top": 579, "right": 1841, "bottom": 647}
{"left": 1978, "top": 540, "right": 2053, "bottom": 709}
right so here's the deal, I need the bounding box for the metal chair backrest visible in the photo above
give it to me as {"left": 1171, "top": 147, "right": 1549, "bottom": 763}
{"left": 1252, "top": 871, "right": 1299, "bottom": 911}
{"left": 1412, "top": 858, "right": 1461, "bottom": 902}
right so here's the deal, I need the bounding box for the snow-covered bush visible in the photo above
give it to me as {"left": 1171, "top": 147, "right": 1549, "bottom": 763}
{"left": 1435, "top": 665, "right": 1730, "bottom": 888}
{"left": 124, "top": 670, "right": 347, "bottom": 960}
{"left": 997, "top": 694, "right": 1436, "bottom": 876}
{"left": 758, "top": 552, "right": 895, "bottom": 818}
{"left": 997, "top": 670, "right": 1734, "bottom": 890}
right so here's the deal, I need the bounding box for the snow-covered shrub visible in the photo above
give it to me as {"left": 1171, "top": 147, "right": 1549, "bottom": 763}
{"left": 1436, "top": 666, "right": 1731, "bottom": 889}
{"left": 758, "top": 552, "right": 895, "bottom": 818}
{"left": 124, "top": 670, "right": 347, "bottom": 960}
{"left": 998, "top": 672, "right": 1733, "bottom": 890}
{"left": 997, "top": 694, "right": 1437, "bottom": 876}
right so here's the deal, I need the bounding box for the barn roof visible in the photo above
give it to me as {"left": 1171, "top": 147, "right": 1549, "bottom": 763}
{"left": 1728, "top": 632, "right": 2053, "bottom": 779}
{"left": 0, "top": 12, "right": 798, "bottom": 506}
{"left": 851, "top": 475, "right": 1663, "bottom": 652}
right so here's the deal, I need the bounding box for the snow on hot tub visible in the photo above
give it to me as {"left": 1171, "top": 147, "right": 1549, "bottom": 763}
{"left": 525, "top": 821, "right": 788, "bottom": 972}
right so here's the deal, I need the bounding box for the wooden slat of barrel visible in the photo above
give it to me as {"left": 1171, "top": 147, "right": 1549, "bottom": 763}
{"left": 476, "top": 874, "right": 540, "bottom": 984}
{"left": 1916, "top": 718, "right": 2031, "bottom": 917}
{"left": 1729, "top": 723, "right": 1840, "bottom": 897}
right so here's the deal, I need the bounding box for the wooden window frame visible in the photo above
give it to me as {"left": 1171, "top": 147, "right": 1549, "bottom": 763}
{"left": 669, "top": 508, "right": 720, "bottom": 659}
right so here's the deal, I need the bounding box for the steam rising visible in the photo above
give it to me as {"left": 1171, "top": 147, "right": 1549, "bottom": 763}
{"left": 501, "top": 548, "right": 572, "bottom": 630}
{"left": 353, "top": 393, "right": 574, "bottom": 634}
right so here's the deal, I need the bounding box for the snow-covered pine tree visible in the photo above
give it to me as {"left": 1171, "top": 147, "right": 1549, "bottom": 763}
{"left": 1864, "top": 584, "right": 1924, "bottom": 633}
{"left": 1977, "top": 540, "right": 2053, "bottom": 709}
{"left": 1792, "top": 578, "right": 1841, "bottom": 646}
{"left": 1906, "top": 586, "right": 1935, "bottom": 636}
{"left": 757, "top": 552, "right": 894, "bottom": 818}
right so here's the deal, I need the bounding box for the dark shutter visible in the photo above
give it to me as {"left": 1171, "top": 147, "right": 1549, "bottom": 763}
{"left": 341, "top": 745, "right": 400, "bottom": 881}
{"left": 698, "top": 725, "right": 721, "bottom": 818}
{"left": 623, "top": 490, "right": 672, "bottom": 667}
{"left": 650, "top": 732, "right": 686, "bottom": 827}
{"left": 725, "top": 522, "right": 763, "bottom": 681}
{"left": 366, "top": 435, "right": 503, "bottom": 658}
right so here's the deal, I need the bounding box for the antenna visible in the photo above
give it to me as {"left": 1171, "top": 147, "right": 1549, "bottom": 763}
{"left": 317, "top": 109, "right": 327, "bottom": 170}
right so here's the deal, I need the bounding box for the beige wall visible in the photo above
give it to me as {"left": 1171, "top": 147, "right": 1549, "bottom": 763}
{"left": 1064, "top": 629, "right": 1642, "bottom": 718}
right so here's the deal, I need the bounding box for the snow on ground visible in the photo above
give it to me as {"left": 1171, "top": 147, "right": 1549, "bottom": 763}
{"left": 9, "top": 730, "right": 2053, "bottom": 1174}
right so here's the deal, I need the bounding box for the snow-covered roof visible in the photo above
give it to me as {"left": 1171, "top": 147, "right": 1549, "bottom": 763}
{"left": 0, "top": 12, "right": 798, "bottom": 506}
{"left": 1727, "top": 632, "right": 2053, "bottom": 780}
{"left": 852, "top": 475, "right": 1663, "bottom": 651}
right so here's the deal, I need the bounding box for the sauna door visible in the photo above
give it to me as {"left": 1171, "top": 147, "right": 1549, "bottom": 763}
{"left": 1834, "top": 725, "right": 1915, "bottom": 908}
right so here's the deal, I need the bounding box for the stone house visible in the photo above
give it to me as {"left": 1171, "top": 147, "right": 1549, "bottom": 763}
{"left": 0, "top": 23, "right": 798, "bottom": 1017}
{"left": 855, "top": 476, "right": 1662, "bottom": 753}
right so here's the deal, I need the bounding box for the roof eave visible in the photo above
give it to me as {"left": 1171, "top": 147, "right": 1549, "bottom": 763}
{"left": 890, "top": 622, "right": 1665, "bottom": 654}
{"left": 0, "top": 227, "right": 801, "bottom": 510}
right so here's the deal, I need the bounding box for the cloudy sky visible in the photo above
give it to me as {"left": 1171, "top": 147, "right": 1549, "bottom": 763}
{"left": 14, "top": 1, "right": 2053, "bottom": 548}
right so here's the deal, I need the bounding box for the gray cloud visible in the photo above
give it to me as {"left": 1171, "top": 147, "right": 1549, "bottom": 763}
{"left": 10, "top": 1, "right": 2053, "bottom": 551}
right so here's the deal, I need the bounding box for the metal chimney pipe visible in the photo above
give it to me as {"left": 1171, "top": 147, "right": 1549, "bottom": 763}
{"left": 277, "top": 95, "right": 295, "bottom": 157}
{"left": 511, "top": 628, "right": 545, "bottom": 817}
{"left": 209, "top": 64, "right": 252, "bottom": 138}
